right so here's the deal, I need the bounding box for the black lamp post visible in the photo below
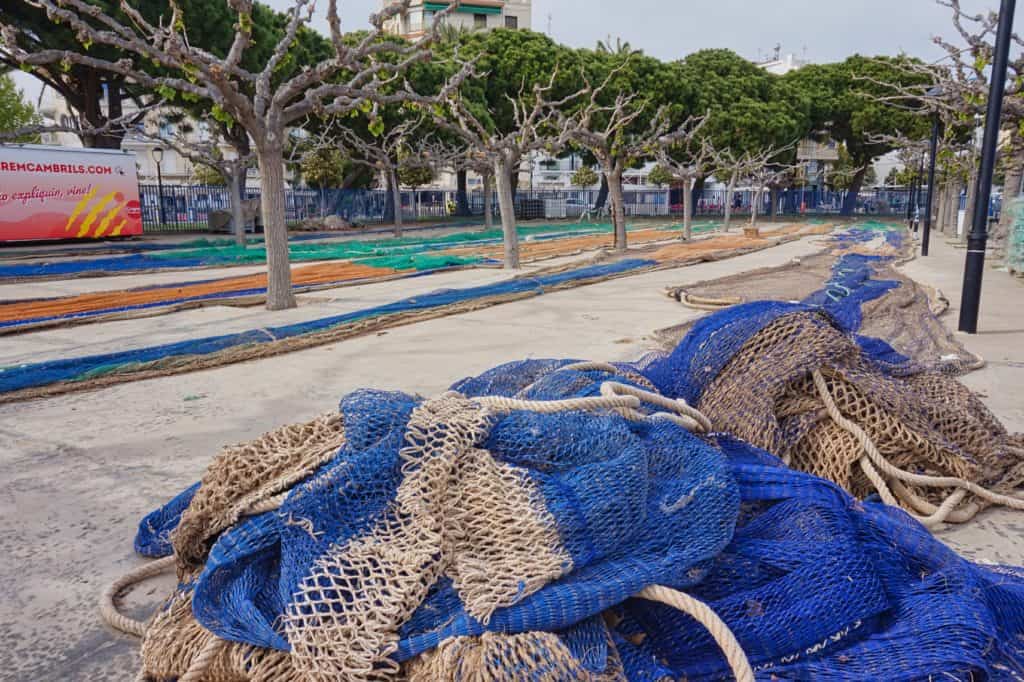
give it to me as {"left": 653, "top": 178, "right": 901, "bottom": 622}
{"left": 152, "top": 146, "right": 167, "bottom": 226}
{"left": 921, "top": 86, "right": 944, "bottom": 256}
{"left": 958, "top": 0, "right": 1016, "bottom": 334}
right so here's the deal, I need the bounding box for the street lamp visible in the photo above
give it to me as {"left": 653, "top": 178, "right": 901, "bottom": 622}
{"left": 151, "top": 146, "right": 167, "bottom": 226}
{"left": 958, "top": 0, "right": 1016, "bottom": 334}
{"left": 921, "top": 86, "right": 944, "bottom": 256}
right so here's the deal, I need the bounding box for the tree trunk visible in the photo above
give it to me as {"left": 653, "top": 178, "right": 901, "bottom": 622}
{"left": 229, "top": 166, "right": 247, "bottom": 248}
{"left": 682, "top": 176, "right": 694, "bottom": 240}
{"left": 483, "top": 171, "right": 494, "bottom": 231}
{"left": 751, "top": 187, "right": 761, "bottom": 225}
{"left": 495, "top": 157, "right": 519, "bottom": 268}
{"left": 945, "top": 180, "right": 960, "bottom": 234}
{"left": 840, "top": 167, "right": 867, "bottom": 216}
{"left": 594, "top": 173, "right": 609, "bottom": 213}
{"left": 962, "top": 165, "right": 979, "bottom": 243}
{"left": 508, "top": 167, "right": 519, "bottom": 201}
{"left": 935, "top": 182, "right": 948, "bottom": 236}
{"left": 456, "top": 169, "right": 470, "bottom": 216}
{"left": 257, "top": 145, "right": 295, "bottom": 311}
{"left": 993, "top": 138, "right": 1024, "bottom": 259}
{"left": 770, "top": 186, "right": 779, "bottom": 222}
{"left": 723, "top": 173, "right": 737, "bottom": 231}
{"left": 389, "top": 169, "right": 403, "bottom": 238}
{"left": 606, "top": 165, "right": 627, "bottom": 250}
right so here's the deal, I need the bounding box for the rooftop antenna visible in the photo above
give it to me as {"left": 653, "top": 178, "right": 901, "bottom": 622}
{"left": 547, "top": 12, "right": 552, "bottom": 35}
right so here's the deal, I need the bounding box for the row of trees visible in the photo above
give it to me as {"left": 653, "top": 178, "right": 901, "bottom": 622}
{"left": 0, "top": 0, "right": 945, "bottom": 309}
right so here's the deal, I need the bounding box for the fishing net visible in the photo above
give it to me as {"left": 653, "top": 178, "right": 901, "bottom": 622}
{"left": 105, "top": 222, "right": 1024, "bottom": 679}
{"left": 647, "top": 305, "right": 1024, "bottom": 524}
{"left": 1010, "top": 198, "right": 1024, "bottom": 274}
{"left": 641, "top": 227, "right": 1024, "bottom": 526}
{"left": 121, "top": 355, "right": 1024, "bottom": 681}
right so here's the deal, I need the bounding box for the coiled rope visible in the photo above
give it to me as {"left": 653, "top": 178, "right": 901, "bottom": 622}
{"left": 812, "top": 369, "right": 1024, "bottom": 527}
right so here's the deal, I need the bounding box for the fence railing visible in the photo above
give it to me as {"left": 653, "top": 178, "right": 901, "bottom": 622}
{"left": 138, "top": 184, "right": 999, "bottom": 233}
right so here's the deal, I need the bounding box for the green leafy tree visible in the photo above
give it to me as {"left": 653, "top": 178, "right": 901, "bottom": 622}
{"left": 0, "top": 72, "right": 39, "bottom": 140}
{"left": 675, "top": 49, "right": 806, "bottom": 158}
{"left": 398, "top": 161, "right": 434, "bottom": 189}
{"left": 570, "top": 165, "right": 598, "bottom": 188}
{"left": 191, "top": 162, "right": 226, "bottom": 186}
{"left": 830, "top": 144, "right": 878, "bottom": 190}
{"left": 646, "top": 164, "right": 674, "bottom": 188}
{"left": 300, "top": 147, "right": 348, "bottom": 190}
{"left": 782, "top": 55, "right": 929, "bottom": 213}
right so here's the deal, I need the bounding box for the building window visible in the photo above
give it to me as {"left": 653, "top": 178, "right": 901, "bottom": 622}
{"left": 474, "top": 13, "right": 487, "bottom": 29}
{"left": 504, "top": 15, "right": 518, "bottom": 29}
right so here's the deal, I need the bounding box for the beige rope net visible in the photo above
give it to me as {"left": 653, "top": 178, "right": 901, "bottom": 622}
{"left": 697, "top": 310, "right": 1024, "bottom": 526}
{"left": 105, "top": 387, "right": 752, "bottom": 681}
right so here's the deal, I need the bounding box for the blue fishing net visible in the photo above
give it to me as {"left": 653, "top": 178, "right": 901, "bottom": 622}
{"left": 134, "top": 357, "right": 1024, "bottom": 679}
{"left": 124, "top": 223, "right": 1024, "bottom": 678}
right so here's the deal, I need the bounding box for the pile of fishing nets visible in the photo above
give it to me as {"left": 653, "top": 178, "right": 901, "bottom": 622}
{"left": 118, "top": 334, "right": 1024, "bottom": 679}
{"left": 107, "top": 226, "right": 1024, "bottom": 680}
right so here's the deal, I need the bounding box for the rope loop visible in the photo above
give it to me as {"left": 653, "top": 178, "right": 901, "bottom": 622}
{"left": 812, "top": 369, "right": 1024, "bottom": 527}
{"left": 601, "top": 381, "right": 712, "bottom": 433}
{"left": 635, "top": 585, "right": 754, "bottom": 682}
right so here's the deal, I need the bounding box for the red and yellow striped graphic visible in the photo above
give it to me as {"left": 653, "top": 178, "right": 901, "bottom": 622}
{"left": 63, "top": 190, "right": 128, "bottom": 238}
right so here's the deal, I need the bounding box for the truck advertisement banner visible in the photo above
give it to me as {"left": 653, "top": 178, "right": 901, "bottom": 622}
{"left": 0, "top": 145, "right": 143, "bottom": 241}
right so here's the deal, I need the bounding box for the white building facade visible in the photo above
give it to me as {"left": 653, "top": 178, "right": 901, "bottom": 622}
{"left": 383, "top": 0, "right": 531, "bottom": 39}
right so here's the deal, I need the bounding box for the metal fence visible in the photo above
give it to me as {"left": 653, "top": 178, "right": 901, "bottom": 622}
{"left": 138, "top": 184, "right": 997, "bottom": 233}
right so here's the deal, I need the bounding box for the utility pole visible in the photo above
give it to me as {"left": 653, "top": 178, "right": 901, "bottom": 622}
{"left": 922, "top": 116, "right": 941, "bottom": 256}
{"left": 958, "top": 0, "right": 1016, "bottom": 333}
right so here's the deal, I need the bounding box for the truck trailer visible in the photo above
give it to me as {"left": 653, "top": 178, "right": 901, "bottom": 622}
{"left": 0, "top": 144, "right": 143, "bottom": 242}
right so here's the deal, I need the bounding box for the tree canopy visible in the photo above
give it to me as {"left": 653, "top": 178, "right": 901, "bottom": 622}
{"left": 0, "top": 72, "right": 39, "bottom": 140}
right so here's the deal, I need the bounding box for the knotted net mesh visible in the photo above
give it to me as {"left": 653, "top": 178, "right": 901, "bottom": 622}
{"left": 122, "top": 224, "right": 1024, "bottom": 680}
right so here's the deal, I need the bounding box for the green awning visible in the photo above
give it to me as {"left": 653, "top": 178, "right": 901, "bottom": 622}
{"left": 424, "top": 2, "right": 503, "bottom": 14}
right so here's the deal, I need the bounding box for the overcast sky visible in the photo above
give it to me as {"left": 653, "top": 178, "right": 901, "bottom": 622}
{"left": 10, "top": 0, "right": 1023, "bottom": 106}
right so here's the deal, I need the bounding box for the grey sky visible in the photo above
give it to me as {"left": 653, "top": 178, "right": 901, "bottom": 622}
{"left": 10, "top": 0, "right": 1023, "bottom": 106}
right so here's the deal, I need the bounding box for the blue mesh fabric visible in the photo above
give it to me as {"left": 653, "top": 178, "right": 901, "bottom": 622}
{"left": 133, "top": 359, "right": 1024, "bottom": 678}
{"left": 127, "top": 223, "right": 1024, "bottom": 678}
{"left": 607, "top": 436, "right": 1024, "bottom": 680}
{"left": 134, "top": 482, "right": 200, "bottom": 557}
{"left": 638, "top": 251, "right": 910, "bottom": 404}
{"left": 0, "top": 258, "right": 655, "bottom": 395}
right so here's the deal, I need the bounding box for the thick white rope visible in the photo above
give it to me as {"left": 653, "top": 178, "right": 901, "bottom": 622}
{"left": 601, "top": 381, "right": 713, "bottom": 433}
{"left": 676, "top": 292, "right": 745, "bottom": 312}
{"left": 99, "top": 555, "right": 177, "bottom": 638}
{"left": 475, "top": 393, "right": 642, "bottom": 415}
{"left": 812, "top": 369, "right": 1024, "bottom": 526}
{"left": 636, "top": 585, "right": 754, "bottom": 682}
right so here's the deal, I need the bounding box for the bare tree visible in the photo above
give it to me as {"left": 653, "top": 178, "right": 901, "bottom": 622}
{"left": 746, "top": 159, "right": 800, "bottom": 227}
{"left": 418, "top": 135, "right": 496, "bottom": 230}
{"left": 712, "top": 145, "right": 794, "bottom": 231}
{"left": 328, "top": 117, "right": 427, "bottom": 237}
{"left": 435, "top": 70, "right": 583, "bottom": 268}
{"left": 861, "top": 0, "right": 1024, "bottom": 255}
{"left": 2, "top": 0, "right": 466, "bottom": 309}
{"left": 560, "top": 79, "right": 686, "bottom": 251}
{"left": 654, "top": 114, "right": 713, "bottom": 240}
{"left": 142, "top": 113, "right": 254, "bottom": 246}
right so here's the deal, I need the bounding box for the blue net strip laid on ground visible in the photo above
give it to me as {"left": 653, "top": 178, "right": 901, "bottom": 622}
{"left": 0, "top": 259, "right": 655, "bottom": 395}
